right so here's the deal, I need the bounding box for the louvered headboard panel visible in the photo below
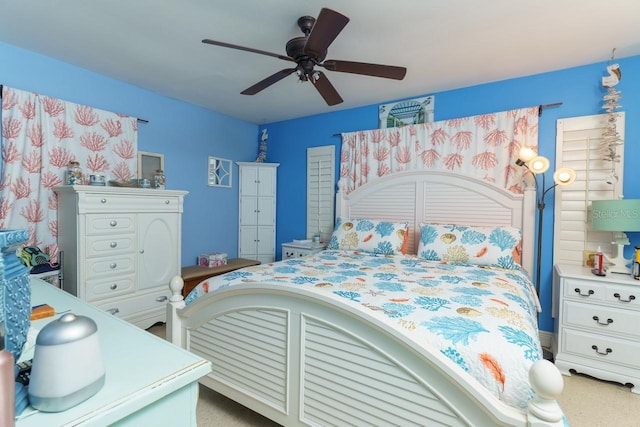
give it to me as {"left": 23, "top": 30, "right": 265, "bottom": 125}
{"left": 336, "top": 171, "right": 536, "bottom": 274}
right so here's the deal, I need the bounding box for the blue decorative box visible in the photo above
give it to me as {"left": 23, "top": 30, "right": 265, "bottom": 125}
{"left": 0, "top": 229, "right": 31, "bottom": 360}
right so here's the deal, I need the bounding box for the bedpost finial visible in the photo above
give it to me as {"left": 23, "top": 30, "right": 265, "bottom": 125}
{"left": 527, "top": 359, "right": 565, "bottom": 425}
{"left": 169, "top": 275, "right": 185, "bottom": 302}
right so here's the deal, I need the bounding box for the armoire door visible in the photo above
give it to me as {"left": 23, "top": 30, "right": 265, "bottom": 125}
{"left": 137, "top": 213, "right": 179, "bottom": 291}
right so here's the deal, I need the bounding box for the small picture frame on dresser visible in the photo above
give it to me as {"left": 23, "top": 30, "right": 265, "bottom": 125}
{"left": 583, "top": 250, "right": 596, "bottom": 268}
{"left": 138, "top": 151, "right": 164, "bottom": 183}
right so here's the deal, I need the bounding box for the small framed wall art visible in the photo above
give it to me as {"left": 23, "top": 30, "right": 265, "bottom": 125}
{"left": 137, "top": 151, "right": 164, "bottom": 182}
{"left": 208, "top": 156, "right": 232, "bottom": 188}
{"left": 379, "top": 95, "right": 435, "bottom": 128}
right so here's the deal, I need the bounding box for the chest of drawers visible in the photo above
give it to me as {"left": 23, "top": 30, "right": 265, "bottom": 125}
{"left": 55, "top": 185, "right": 188, "bottom": 329}
{"left": 281, "top": 241, "right": 326, "bottom": 259}
{"left": 552, "top": 264, "right": 639, "bottom": 393}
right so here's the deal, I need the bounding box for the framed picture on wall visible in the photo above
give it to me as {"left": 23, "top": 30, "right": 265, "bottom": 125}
{"left": 379, "top": 95, "right": 435, "bottom": 128}
{"left": 208, "top": 156, "right": 232, "bottom": 188}
{"left": 137, "top": 151, "right": 164, "bottom": 182}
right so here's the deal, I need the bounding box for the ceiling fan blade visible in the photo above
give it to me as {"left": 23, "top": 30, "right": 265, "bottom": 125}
{"left": 304, "top": 8, "right": 350, "bottom": 59}
{"left": 202, "top": 39, "right": 294, "bottom": 62}
{"left": 320, "top": 60, "right": 407, "bottom": 80}
{"left": 310, "top": 71, "right": 343, "bottom": 106}
{"left": 241, "top": 68, "right": 297, "bottom": 95}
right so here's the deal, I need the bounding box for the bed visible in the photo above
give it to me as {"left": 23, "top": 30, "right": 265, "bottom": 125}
{"left": 166, "top": 170, "right": 566, "bottom": 426}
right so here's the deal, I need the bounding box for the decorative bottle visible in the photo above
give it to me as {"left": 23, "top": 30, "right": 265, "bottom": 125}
{"left": 66, "top": 161, "right": 83, "bottom": 185}
{"left": 592, "top": 246, "right": 604, "bottom": 276}
{"left": 633, "top": 246, "right": 640, "bottom": 280}
{"left": 153, "top": 169, "right": 165, "bottom": 190}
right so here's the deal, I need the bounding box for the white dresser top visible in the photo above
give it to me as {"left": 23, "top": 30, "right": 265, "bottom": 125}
{"left": 555, "top": 264, "right": 640, "bottom": 285}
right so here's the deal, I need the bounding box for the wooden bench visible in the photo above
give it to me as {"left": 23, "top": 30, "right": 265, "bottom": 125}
{"left": 180, "top": 258, "right": 260, "bottom": 297}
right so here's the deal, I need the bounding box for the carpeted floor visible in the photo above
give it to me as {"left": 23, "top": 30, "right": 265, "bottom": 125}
{"left": 149, "top": 325, "right": 640, "bottom": 426}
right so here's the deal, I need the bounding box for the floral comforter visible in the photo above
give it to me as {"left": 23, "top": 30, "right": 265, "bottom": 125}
{"left": 186, "top": 250, "right": 542, "bottom": 409}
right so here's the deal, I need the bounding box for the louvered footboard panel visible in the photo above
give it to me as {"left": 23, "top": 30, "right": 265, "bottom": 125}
{"left": 301, "top": 317, "right": 465, "bottom": 427}
{"left": 188, "top": 309, "right": 289, "bottom": 412}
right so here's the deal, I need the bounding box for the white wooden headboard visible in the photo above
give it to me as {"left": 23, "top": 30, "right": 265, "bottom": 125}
{"left": 336, "top": 170, "right": 536, "bottom": 274}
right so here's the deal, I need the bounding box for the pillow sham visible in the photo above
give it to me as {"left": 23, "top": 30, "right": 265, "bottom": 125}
{"left": 417, "top": 223, "right": 522, "bottom": 269}
{"left": 326, "top": 218, "right": 409, "bottom": 255}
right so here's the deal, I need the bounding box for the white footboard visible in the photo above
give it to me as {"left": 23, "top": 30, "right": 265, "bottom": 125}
{"left": 167, "top": 277, "right": 565, "bottom": 427}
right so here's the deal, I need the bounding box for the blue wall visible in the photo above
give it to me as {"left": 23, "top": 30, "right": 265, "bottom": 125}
{"left": 2, "top": 39, "right": 639, "bottom": 332}
{"left": 264, "top": 56, "right": 640, "bottom": 332}
{"left": 0, "top": 41, "right": 259, "bottom": 265}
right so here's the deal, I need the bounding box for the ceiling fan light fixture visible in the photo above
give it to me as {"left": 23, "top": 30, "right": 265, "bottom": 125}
{"left": 202, "top": 7, "right": 406, "bottom": 106}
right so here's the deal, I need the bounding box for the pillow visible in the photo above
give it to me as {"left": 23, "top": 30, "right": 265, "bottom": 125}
{"left": 417, "top": 223, "right": 522, "bottom": 269}
{"left": 326, "top": 218, "right": 409, "bottom": 255}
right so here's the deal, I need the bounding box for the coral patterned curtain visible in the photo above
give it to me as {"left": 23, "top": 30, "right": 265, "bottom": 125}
{"left": 340, "top": 107, "right": 539, "bottom": 195}
{"left": 0, "top": 86, "right": 137, "bottom": 261}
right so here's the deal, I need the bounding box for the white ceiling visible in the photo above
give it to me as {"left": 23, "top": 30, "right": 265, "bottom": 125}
{"left": 1, "top": 0, "right": 639, "bottom": 124}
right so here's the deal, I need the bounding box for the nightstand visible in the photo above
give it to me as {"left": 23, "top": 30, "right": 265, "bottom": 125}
{"left": 552, "top": 264, "right": 640, "bottom": 393}
{"left": 281, "top": 241, "right": 326, "bottom": 259}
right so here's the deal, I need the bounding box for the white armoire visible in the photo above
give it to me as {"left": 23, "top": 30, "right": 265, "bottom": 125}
{"left": 237, "top": 162, "right": 279, "bottom": 263}
{"left": 55, "top": 185, "right": 187, "bottom": 329}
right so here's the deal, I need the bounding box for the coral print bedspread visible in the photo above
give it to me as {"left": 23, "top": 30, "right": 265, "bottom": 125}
{"left": 186, "top": 250, "right": 542, "bottom": 409}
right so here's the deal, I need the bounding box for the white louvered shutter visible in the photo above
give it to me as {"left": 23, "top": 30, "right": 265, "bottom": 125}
{"left": 307, "top": 146, "right": 335, "bottom": 241}
{"left": 554, "top": 113, "right": 625, "bottom": 266}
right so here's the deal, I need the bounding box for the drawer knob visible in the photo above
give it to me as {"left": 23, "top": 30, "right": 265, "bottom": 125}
{"left": 110, "top": 242, "right": 117, "bottom": 248}
{"left": 574, "top": 288, "right": 594, "bottom": 297}
{"left": 591, "top": 345, "right": 612, "bottom": 356}
{"left": 592, "top": 315, "right": 613, "bottom": 326}
{"left": 106, "top": 308, "right": 120, "bottom": 315}
{"left": 613, "top": 293, "right": 636, "bottom": 303}
{"left": 156, "top": 296, "right": 168, "bottom": 303}
{"left": 165, "top": 200, "right": 170, "bottom": 204}
{"left": 109, "top": 262, "right": 117, "bottom": 269}
{"left": 110, "top": 284, "right": 118, "bottom": 290}
{"left": 101, "top": 198, "right": 107, "bottom": 204}
{"left": 110, "top": 220, "right": 117, "bottom": 227}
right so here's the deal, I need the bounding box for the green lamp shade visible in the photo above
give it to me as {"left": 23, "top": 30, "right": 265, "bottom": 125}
{"left": 591, "top": 199, "right": 640, "bottom": 232}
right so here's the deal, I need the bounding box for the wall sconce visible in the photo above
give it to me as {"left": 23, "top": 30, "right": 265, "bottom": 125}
{"left": 517, "top": 148, "right": 577, "bottom": 295}
{"left": 591, "top": 199, "right": 640, "bottom": 274}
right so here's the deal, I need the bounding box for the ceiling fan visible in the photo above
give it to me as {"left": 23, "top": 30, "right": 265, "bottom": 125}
{"left": 202, "top": 7, "right": 407, "bottom": 106}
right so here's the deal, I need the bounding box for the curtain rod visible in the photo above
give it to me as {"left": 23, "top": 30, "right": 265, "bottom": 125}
{"left": 331, "top": 102, "right": 564, "bottom": 136}
{"left": 0, "top": 84, "right": 149, "bottom": 123}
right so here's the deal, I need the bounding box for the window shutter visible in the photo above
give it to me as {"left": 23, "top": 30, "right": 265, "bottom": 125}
{"left": 554, "top": 113, "right": 625, "bottom": 267}
{"left": 307, "top": 146, "right": 335, "bottom": 242}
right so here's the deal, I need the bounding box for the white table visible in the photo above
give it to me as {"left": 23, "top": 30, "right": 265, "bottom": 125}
{"left": 552, "top": 264, "right": 640, "bottom": 394}
{"left": 16, "top": 278, "right": 211, "bottom": 426}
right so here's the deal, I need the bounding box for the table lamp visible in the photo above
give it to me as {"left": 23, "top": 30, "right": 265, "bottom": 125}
{"left": 591, "top": 199, "right": 640, "bottom": 274}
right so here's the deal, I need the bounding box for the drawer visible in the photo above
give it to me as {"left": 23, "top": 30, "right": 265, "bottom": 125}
{"left": 95, "top": 287, "right": 171, "bottom": 321}
{"left": 80, "top": 193, "right": 183, "bottom": 213}
{"left": 86, "top": 214, "right": 135, "bottom": 235}
{"left": 85, "top": 234, "right": 135, "bottom": 257}
{"left": 85, "top": 274, "right": 135, "bottom": 302}
{"left": 563, "top": 278, "right": 605, "bottom": 301}
{"left": 603, "top": 286, "right": 640, "bottom": 308}
{"left": 86, "top": 254, "right": 136, "bottom": 277}
{"left": 561, "top": 328, "right": 640, "bottom": 369}
{"left": 282, "top": 247, "right": 297, "bottom": 259}
{"left": 563, "top": 300, "right": 640, "bottom": 338}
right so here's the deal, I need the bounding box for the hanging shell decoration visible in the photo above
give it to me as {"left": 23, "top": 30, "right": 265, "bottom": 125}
{"left": 601, "top": 49, "right": 623, "bottom": 179}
